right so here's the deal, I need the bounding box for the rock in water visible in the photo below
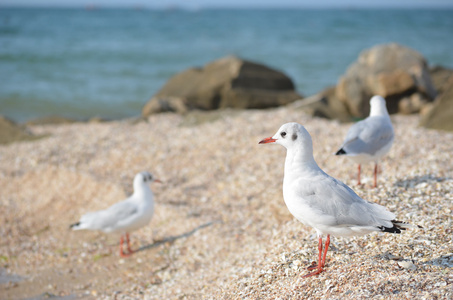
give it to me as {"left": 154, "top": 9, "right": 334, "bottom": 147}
{"left": 336, "top": 43, "right": 437, "bottom": 118}
{"left": 142, "top": 56, "right": 302, "bottom": 116}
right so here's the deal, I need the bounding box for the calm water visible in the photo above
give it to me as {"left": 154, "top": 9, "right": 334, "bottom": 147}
{"left": 1, "top": 8, "right": 453, "bottom": 122}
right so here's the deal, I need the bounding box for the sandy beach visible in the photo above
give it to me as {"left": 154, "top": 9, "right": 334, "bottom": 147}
{"left": 1, "top": 107, "right": 452, "bottom": 299}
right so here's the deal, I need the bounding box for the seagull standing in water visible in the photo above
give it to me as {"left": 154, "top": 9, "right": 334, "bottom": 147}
{"left": 71, "top": 171, "right": 161, "bottom": 257}
{"left": 259, "top": 122, "right": 418, "bottom": 277}
{"left": 335, "top": 95, "right": 394, "bottom": 188}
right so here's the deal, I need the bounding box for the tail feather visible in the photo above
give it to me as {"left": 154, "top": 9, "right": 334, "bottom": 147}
{"left": 378, "top": 220, "right": 422, "bottom": 234}
{"left": 335, "top": 148, "right": 346, "bottom": 155}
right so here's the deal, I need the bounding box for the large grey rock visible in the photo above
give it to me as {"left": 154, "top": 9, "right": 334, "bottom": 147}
{"left": 336, "top": 43, "right": 437, "bottom": 118}
{"left": 142, "top": 56, "right": 302, "bottom": 116}
{"left": 429, "top": 65, "right": 453, "bottom": 95}
{"left": 420, "top": 76, "right": 453, "bottom": 132}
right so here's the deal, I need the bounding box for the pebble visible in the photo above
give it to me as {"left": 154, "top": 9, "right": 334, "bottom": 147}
{"left": 398, "top": 261, "right": 417, "bottom": 271}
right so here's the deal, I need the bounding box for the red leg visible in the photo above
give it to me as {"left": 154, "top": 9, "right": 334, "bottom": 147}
{"left": 120, "top": 234, "right": 132, "bottom": 258}
{"left": 320, "top": 234, "right": 330, "bottom": 268}
{"left": 120, "top": 235, "right": 127, "bottom": 257}
{"left": 357, "top": 164, "right": 362, "bottom": 186}
{"left": 303, "top": 235, "right": 325, "bottom": 277}
{"left": 126, "top": 233, "right": 134, "bottom": 254}
{"left": 373, "top": 163, "right": 378, "bottom": 188}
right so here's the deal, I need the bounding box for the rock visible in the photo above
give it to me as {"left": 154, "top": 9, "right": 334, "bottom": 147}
{"left": 374, "top": 69, "right": 415, "bottom": 97}
{"left": 142, "top": 56, "right": 302, "bottom": 116}
{"left": 398, "top": 93, "right": 430, "bottom": 115}
{"left": 420, "top": 76, "right": 453, "bottom": 131}
{"left": 142, "top": 96, "right": 189, "bottom": 115}
{"left": 397, "top": 261, "right": 417, "bottom": 271}
{"left": 387, "top": 253, "right": 403, "bottom": 261}
{"left": 429, "top": 65, "right": 453, "bottom": 95}
{"left": 336, "top": 43, "right": 437, "bottom": 118}
{"left": 0, "top": 116, "right": 37, "bottom": 145}
{"left": 291, "top": 86, "right": 352, "bottom": 122}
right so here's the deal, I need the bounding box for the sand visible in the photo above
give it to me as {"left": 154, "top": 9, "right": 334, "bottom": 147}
{"left": 0, "top": 107, "right": 452, "bottom": 299}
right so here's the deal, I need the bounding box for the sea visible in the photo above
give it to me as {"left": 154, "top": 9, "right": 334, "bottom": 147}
{"left": 1, "top": 7, "right": 453, "bottom": 123}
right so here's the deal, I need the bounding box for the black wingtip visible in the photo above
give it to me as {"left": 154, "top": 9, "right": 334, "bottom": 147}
{"left": 378, "top": 225, "right": 404, "bottom": 234}
{"left": 335, "top": 148, "right": 347, "bottom": 155}
{"left": 378, "top": 220, "right": 418, "bottom": 234}
{"left": 69, "top": 222, "right": 80, "bottom": 229}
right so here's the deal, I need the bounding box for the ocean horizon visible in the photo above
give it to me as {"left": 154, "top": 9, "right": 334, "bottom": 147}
{"left": 1, "top": 7, "right": 452, "bottom": 122}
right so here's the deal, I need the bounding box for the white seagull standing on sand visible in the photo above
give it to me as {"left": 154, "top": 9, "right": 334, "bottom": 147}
{"left": 259, "top": 122, "right": 418, "bottom": 277}
{"left": 71, "top": 171, "right": 161, "bottom": 257}
{"left": 335, "top": 95, "right": 394, "bottom": 188}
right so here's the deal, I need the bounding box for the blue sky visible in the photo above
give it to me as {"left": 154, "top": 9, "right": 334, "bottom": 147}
{"left": 1, "top": 0, "right": 453, "bottom": 8}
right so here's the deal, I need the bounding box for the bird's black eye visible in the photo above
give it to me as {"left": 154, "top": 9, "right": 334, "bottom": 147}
{"left": 142, "top": 172, "right": 150, "bottom": 182}
{"left": 281, "top": 131, "right": 287, "bottom": 138}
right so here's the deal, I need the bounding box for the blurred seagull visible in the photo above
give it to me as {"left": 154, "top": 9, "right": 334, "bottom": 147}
{"left": 71, "top": 171, "right": 161, "bottom": 257}
{"left": 259, "top": 122, "right": 419, "bottom": 277}
{"left": 335, "top": 95, "right": 394, "bottom": 188}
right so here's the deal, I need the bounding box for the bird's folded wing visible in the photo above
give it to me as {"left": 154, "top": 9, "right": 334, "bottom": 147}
{"left": 342, "top": 118, "right": 394, "bottom": 155}
{"left": 80, "top": 200, "right": 138, "bottom": 231}
{"left": 294, "top": 176, "right": 395, "bottom": 228}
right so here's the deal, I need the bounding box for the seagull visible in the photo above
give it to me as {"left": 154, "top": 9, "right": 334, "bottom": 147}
{"left": 259, "top": 122, "right": 419, "bottom": 277}
{"left": 335, "top": 95, "right": 394, "bottom": 188}
{"left": 70, "top": 171, "right": 161, "bottom": 257}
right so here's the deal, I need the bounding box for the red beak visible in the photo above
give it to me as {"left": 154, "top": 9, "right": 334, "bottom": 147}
{"left": 259, "top": 137, "right": 277, "bottom": 144}
{"left": 154, "top": 179, "right": 162, "bottom": 184}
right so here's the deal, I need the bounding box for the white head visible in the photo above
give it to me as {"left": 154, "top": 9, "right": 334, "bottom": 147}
{"left": 133, "top": 171, "right": 161, "bottom": 192}
{"left": 369, "top": 95, "right": 389, "bottom": 117}
{"left": 259, "top": 122, "right": 315, "bottom": 162}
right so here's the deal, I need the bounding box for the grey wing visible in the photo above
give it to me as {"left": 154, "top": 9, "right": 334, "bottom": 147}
{"left": 342, "top": 118, "right": 394, "bottom": 155}
{"left": 301, "top": 176, "right": 394, "bottom": 228}
{"left": 80, "top": 199, "right": 138, "bottom": 231}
